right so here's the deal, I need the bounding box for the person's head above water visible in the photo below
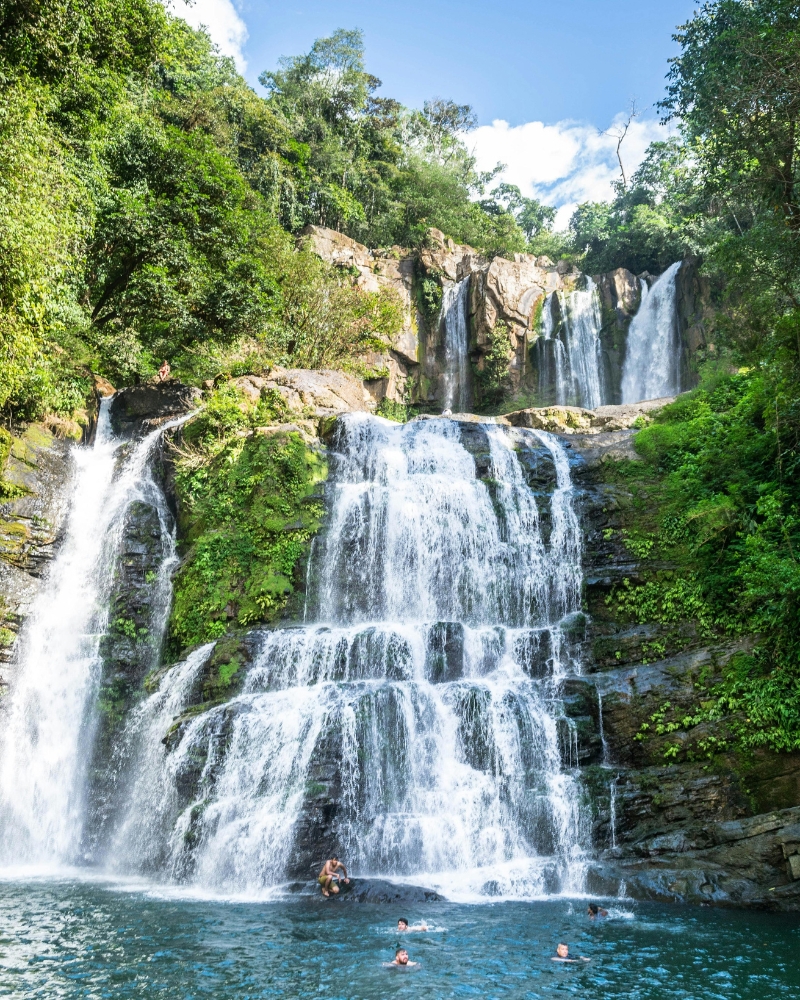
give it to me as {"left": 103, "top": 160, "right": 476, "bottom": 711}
{"left": 587, "top": 903, "right": 608, "bottom": 918}
{"left": 397, "top": 918, "right": 409, "bottom": 930}
{"left": 556, "top": 943, "right": 569, "bottom": 959}
{"left": 395, "top": 948, "right": 409, "bottom": 965}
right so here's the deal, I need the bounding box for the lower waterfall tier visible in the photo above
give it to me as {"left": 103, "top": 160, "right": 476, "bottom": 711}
{"left": 104, "top": 621, "right": 589, "bottom": 900}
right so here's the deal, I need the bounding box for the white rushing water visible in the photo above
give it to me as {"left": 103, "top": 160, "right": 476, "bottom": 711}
{"left": 538, "top": 279, "right": 605, "bottom": 408}
{"left": 441, "top": 278, "right": 472, "bottom": 412}
{"left": 621, "top": 261, "right": 683, "bottom": 403}
{"left": 0, "top": 403, "right": 186, "bottom": 867}
{"left": 115, "top": 415, "right": 590, "bottom": 900}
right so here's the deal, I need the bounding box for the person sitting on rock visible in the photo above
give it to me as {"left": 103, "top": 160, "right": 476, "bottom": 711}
{"left": 318, "top": 855, "right": 349, "bottom": 896}
{"left": 158, "top": 360, "right": 171, "bottom": 382}
{"left": 387, "top": 948, "right": 418, "bottom": 968}
{"left": 587, "top": 903, "right": 608, "bottom": 918}
{"left": 397, "top": 918, "right": 428, "bottom": 932}
{"left": 552, "top": 943, "right": 589, "bottom": 963}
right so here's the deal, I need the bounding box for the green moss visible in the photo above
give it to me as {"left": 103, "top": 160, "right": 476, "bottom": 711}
{"left": 0, "top": 429, "right": 25, "bottom": 500}
{"left": 376, "top": 398, "right": 410, "bottom": 422}
{"left": 168, "top": 397, "right": 327, "bottom": 653}
{"left": 415, "top": 267, "right": 443, "bottom": 333}
{"left": 473, "top": 321, "right": 512, "bottom": 410}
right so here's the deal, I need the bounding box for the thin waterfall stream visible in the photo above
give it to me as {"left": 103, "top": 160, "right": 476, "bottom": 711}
{"left": 621, "top": 261, "right": 683, "bottom": 403}
{"left": 441, "top": 278, "right": 472, "bottom": 412}
{"left": 537, "top": 279, "right": 605, "bottom": 408}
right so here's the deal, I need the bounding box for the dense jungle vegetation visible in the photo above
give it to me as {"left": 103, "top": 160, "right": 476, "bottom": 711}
{"left": 0, "top": 0, "right": 546, "bottom": 416}
{"left": 0, "top": 0, "right": 798, "bottom": 750}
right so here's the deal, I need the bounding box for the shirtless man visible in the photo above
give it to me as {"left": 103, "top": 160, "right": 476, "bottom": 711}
{"left": 318, "top": 855, "right": 349, "bottom": 896}
{"left": 388, "top": 948, "right": 418, "bottom": 967}
{"left": 397, "top": 918, "right": 428, "bottom": 932}
{"left": 552, "top": 943, "right": 589, "bottom": 963}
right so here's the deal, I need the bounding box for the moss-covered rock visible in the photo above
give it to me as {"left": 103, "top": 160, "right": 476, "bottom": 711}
{"left": 167, "top": 392, "right": 328, "bottom": 654}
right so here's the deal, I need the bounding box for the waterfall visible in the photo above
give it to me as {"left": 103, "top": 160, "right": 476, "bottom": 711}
{"left": 116, "top": 415, "right": 590, "bottom": 900}
{"left": 537, "top": 279, "right": 606, "bottom": 409}
{"left": 621, "top": 261, "right": 683, "bottom": 403}
{"left": 609, "top": 777, "right": 618, "bottom": 850}
{"left": 441, "top": 278, "right": 472, "bottom": 412}
{"left": 0, "top": 402, "right": 187, "bottom": 867}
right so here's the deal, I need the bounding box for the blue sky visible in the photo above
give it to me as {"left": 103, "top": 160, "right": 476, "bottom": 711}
{"left": 171, "top": 0, "right": 699, "bottom": 225}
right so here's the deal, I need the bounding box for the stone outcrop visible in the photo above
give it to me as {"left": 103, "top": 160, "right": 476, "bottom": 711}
{"left": 0, "top": 423, "right": 76, "bottom": 675}
{"left": 110, "top": 382, "right": 202, "bottom": 434}
{"left": 469, "top": 254, "right": 580, "bottom": 390}
{"left": 566, "top": 422, "right": 800, "bottom": 910}
{"left": 504, "top": 397, "right": 674, "bottom": 435}
{"left": 299, "top": 226, "right": 420, "bottom": 401}
{"left": 676, "top": 255, "right": 712, "bottom": 373}
{"left": 232, "top": 367, "right": 376, "bottom": 419}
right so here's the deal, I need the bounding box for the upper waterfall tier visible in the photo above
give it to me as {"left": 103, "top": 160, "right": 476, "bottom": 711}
{"left": 440, "top": 278, "right": 472, "bottom": 413}
{"left": 621, "top": 261, "right": 683, "bottom": 403}
{"left": 311, "top": 415, "right": 580, "bottom": 628}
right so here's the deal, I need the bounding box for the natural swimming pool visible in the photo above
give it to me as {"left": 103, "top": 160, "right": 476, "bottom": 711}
{"left": 1, "top": 877, "right": 798, "bottom": 998}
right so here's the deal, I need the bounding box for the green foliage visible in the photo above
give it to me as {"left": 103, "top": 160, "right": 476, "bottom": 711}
{"left": 623, "top": 364, "right": 800, "bottom": 751}
{"left": 0, "top": 7, "right": 532, "bottom": 423}
{"left": 376, "top": 398, "right": 409, "bottom": 422}
{"left": 168, "top": 386, "right": 327, "bottom": 651}
{"left": 473, "top": 321, "right": 512, "bottom": 409}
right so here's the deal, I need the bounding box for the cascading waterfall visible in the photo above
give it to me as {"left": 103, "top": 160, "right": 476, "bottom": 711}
{"left": 0, "top": 402, "right": 186, "bottom": 867}
{"left": 113, "top": 414, "right": 590, "bottom": 900}
{"left": 441, "top": 278, "right": 472, "bottom": 412}
{"left": 537, "top": 279, "right": 605, "bottom": 408}
{"left": 621, "top": 261, "right": 683, "bottom": 403}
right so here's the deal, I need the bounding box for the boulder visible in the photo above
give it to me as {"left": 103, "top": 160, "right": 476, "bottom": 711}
{"left": 110, "top": 382, "right": 201, "bottom": 434}
{"left": 505, "top": 397, "right": 675, "bottom": 435}
{"left": 232, "top": 368, "right": 375, "bottom": 419}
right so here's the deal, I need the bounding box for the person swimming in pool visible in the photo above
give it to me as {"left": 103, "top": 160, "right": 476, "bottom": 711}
{"left": 552, "top": 943, "right": 589, "bottom": 963}
{"left": 397, "top": 918, "right": 428, "bottom": 932}
{"left": 587, "top": 903, "right": 609, "bottom": 918}
{"left": 387, "top": 948, "right": 418, "bottom": 967}
{"left": 317, "top": 856, "right": 349, "bottom": 896}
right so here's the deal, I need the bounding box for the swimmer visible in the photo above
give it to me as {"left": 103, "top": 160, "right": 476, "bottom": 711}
{"left": 388, "top": 948, "right": 418, "bottom": 967}
{"left": 552, "top": 943, "right": 589, "bottom": 963}
{"left": 397, "top": 918, "right": 428, "bottom": 932}
{"left": 587, "top": 903, "right": 608, "bottom": 918}
{"left": 317, "top": 855, "right": 349, "bottom": 896}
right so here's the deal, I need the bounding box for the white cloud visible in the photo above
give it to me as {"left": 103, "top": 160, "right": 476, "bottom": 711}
{"left": 168, "top": 0, "right": 248, "bottom": 71}
{"left": 467, "top": 114, "right": 669, "bottom": 230}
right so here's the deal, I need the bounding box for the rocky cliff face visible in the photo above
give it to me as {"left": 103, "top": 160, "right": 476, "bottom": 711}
{"left": 0, "top": 422, "right": 80, "bottom": 678}
{"left": 303, "top": 226, "right": 710, "bottom": 411}
{"left": 565, "top": 418, "right": 800, "bottom": 910}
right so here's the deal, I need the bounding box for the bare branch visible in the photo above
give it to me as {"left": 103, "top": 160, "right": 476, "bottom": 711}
{"left": 600, "top": 99, "right": 643, "bottom": 190}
